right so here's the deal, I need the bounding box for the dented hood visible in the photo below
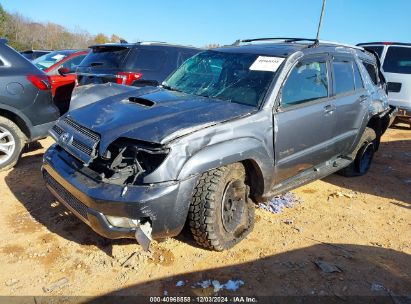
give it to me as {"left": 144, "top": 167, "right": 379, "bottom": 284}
{"left": 67, "top": 85, "right": 255, "bottom": 152}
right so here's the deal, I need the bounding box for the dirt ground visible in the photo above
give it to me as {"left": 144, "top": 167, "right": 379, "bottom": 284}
{"left": 0, "top": 125, "right": 410, "bottom": 301}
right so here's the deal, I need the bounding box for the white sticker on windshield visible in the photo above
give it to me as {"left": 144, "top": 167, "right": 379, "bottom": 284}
{"left": 249, "top": 56, "right": 285, "bottom": 72}
{"left": 51, "top": 54, "right": 65, "bottom": 60}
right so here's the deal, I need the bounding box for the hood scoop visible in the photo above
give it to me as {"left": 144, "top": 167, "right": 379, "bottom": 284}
{"left": 128, "top": 97, "right": 155, "bottom": 107}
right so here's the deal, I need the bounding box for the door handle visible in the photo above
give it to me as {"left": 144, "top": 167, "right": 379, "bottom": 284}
{"left": 358, "top": 94, "right": 368, "bottom": 103}
{"left": 324, "top": 104, "right": 335, "bottom": 113}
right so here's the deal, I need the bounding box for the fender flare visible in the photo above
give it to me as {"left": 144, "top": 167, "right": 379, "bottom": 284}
{"left": 177, "top": 137, "right": 273, "bottom": 194}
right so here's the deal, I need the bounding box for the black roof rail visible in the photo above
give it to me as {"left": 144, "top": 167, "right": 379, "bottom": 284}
{"left": 232, "top": 37, "right": 318, "bottom": 46}
{"left": 357, "top": 42, "right": 411, "bottom": 47}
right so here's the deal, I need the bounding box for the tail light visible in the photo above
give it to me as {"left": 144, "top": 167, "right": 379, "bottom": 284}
{"left": 27, "top": 74, "right": 51, "bottom": 90}
{"left": 116, "top": 72, "right": 143, "bottom": 86}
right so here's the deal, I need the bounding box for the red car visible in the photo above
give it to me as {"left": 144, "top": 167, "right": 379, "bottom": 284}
{"left": 33, "top": 49, "right": 88, "bottom": 114}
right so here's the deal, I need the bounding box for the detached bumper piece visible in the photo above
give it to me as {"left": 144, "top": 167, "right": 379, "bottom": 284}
{"left": 42, "top": 145, "right": 198, "bottom": 246}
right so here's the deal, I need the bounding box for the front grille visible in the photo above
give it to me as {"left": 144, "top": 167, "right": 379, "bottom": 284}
{"left": 43, "top": 171, "right": 89, "bottom": 222}
{"left": 72, "top": 138, "right": 93, "bottom": 156}
{"left": 50, "top": 116, "right": 101, "bottom": 165}
{"left": 387, "top": 82, "right": 402, "bottom": 93}
{"left": 63, "top": 117, "right": 100, "bottom": 142}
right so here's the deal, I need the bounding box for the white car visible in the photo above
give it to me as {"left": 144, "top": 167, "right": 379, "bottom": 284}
{"left": 358, "top": 42, "right": 411, "bottom": 127}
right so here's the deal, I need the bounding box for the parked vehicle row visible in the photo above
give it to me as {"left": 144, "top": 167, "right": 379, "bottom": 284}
{"left": 42, "top": 38, "right": 396, "bottom": 251}
{"left": 358, "top": 42, "right": 411, "bottom": 127}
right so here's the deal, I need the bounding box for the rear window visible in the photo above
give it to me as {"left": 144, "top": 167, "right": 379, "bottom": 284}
{"left": 126, "top": 48, "right": 167, "bottom": 71}
{"left": 362, "top": 61, "right": 379, "bottom": 85}
{"left": 80, "top": 46, "right": 130, "bottom": 69}
{"left": 363, "top": 46, "right": 384, "bottom": 58}
{"left": 383, "top": 46, "right": 411, "bottom": 74}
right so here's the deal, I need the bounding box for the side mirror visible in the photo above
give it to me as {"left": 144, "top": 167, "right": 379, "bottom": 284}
{"left": 58, "top": 67, "right": 70, "bottom": 76}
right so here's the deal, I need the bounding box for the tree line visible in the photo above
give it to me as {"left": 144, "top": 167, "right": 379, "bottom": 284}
{"left": 0, "top": 4, "right": 124, "bottom": 51}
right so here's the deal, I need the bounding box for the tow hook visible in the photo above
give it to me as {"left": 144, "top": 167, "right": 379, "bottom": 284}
{"left": 135, "top": 221, "right": 153, "bottom": 252}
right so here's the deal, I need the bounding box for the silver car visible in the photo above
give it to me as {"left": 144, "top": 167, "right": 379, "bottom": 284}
{"left": 43, "top": 38, "right": 395, "bottom": 251}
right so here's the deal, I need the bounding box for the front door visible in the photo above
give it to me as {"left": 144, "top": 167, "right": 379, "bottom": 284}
{"left": 273, "top": 54, "right": 336, "bottom": 183}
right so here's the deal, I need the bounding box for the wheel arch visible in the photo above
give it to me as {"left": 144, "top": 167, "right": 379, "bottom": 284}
{"left": 0, "top": 105, "right": 31, "bottom": 139}
{"left": 177, "top": 137, "right": 272, "bottom": 200}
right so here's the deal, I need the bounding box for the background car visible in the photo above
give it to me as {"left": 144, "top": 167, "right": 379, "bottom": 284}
{"left": 20, "top": 49, "right": 52, "bottom": 60}
{"left": 76, "top": 41, "right": 202, "bottom": 87}
{"left": 0, "top": 39, "right": 59, "bottom": 171}
{"left": 358, "top": 42, "right": 411, "bottom": 127}
{"left": 33, "top": 49, "right": 88, "bottom": 114}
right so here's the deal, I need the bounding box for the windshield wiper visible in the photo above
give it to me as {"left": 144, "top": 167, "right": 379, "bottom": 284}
{"left": 198, "top": 93, "right": 232, "bottom": 103}
{"left": 162, "top": 84, "right": 182, "bottom": 92}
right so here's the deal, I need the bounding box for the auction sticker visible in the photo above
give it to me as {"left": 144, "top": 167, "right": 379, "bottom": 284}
{"left": 249, "top": 56, "right": 284, "bottom": 72}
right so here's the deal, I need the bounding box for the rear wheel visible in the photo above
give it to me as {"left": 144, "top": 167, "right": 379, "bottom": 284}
{"left": 339, "top": 128, "right": 376, "bottom": 177}
{"left": 0, "top": 117, "right": 26, "bottom": 172}
{"left": 188, "top": 163, "right": 255, "bottom": 251}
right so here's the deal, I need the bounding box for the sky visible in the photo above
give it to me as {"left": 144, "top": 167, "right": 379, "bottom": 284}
{"left": 1, "top": 0, "right": 410, "bottom": 47}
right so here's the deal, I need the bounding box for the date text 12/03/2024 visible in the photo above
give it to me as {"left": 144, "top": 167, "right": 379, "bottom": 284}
{"left": 149, "top": 296, "right": 258, "bottom": 303}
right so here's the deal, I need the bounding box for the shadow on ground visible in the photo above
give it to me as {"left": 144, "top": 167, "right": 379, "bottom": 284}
{"left": 86, "top": 244, "right": 411, "bottom": 303}
{"left": 4, "top": 152, "right": 135, "bottom": 257}
{"left": 323, "top": 140, "right": 411, "bottom": 206}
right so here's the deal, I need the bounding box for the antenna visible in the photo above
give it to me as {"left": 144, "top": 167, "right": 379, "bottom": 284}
{"left": 310, "top": 0, "right": 327, "bottom": 48}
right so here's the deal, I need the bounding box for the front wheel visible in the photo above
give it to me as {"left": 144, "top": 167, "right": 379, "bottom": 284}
{"left": 188, "top": 163, "right": 255, "bottom": 251}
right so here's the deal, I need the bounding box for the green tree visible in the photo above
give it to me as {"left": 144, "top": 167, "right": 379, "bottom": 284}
{"left": 0, "top": 4, "right": 10, "bottom": 37}
{"left": 94, "top": 33, "right": 109, "bottom": 44}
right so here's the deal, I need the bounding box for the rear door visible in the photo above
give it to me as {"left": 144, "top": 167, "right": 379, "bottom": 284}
{"left": 274, "top": 54, "right": 336, "bottom": 183}
{"left": 381, "top": 45, "right": 411, "bottom": 110}
{"left": 329, "top": 54, "right": 369, "bottom": 155}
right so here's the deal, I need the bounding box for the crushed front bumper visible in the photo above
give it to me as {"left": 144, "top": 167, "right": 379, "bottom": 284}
{"left": 42, "top": 145, "right": 198, "bottom": 240}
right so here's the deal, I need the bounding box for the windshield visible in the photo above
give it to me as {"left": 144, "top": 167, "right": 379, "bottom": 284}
{"left": 164, "top": 50, "right": 279, "bottom": 107}
{"left": 32, "top": 50, "right": 73, "bottom": 70}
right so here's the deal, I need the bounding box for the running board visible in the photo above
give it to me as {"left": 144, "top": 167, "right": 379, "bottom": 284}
{"left": 265, "top": 158, "right": 352, "bottom": 198}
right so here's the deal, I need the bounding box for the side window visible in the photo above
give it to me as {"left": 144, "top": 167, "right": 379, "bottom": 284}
{"left": 62, "top": 55, "right": 86, "bottom": 73}
{"left": 353, "top": 62, "right": 364, "bottom": 90}
{"left": 281, "top": 60, "right": 328, "bottom": 107}
{"left": 362, "top": 61, "right": 379, "bottom": 85}
{"left": 333, "top": 59, "right": 355, "bottom": 95}
{"left": 127, "top": 49, "right": 166, "bottom": 71}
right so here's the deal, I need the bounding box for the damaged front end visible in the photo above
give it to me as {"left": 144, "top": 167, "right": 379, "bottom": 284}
{"left": 88, "top": 138, "right": 169, "bottom": 188}
{"left": 46, "top": 116, "right": 196, "bottom": 251}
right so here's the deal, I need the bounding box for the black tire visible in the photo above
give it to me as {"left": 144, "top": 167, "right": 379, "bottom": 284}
{"left": 0, "top": 116, "right": 26, "bottom": 172}
{"left": 188, "top": 163, "right": 255, "bottom": 251}
{"left": 338, "top": 128, "right": 376, "bottom": 177}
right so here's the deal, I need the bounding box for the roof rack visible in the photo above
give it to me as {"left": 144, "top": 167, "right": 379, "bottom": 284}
{"left": 232, "top": 37, "right": 364, "bottom": 50}
{"left": 232, "top": 37, "right": 317, "bottom": 45}
{"left": 138, "top": 41, "right": 198, "bottom": 48}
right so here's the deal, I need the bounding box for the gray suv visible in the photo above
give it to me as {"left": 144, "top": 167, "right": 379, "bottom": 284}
{"left": 42, "top": 38, "right": 395, "bottom": 251}
{"left": 0, "top": 39, "right": 59, "bottom": 171}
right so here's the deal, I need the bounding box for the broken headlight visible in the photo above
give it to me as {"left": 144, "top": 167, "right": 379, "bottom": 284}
{"left": 89, "top": 138, "right": 169, "bottom": 185}
{"left": 106, "top": 216, "right": 138, "bottom": 228}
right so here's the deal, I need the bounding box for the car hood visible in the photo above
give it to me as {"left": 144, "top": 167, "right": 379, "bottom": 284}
{"left": 67, "top": 85, "right": 255, "bottom": 152}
